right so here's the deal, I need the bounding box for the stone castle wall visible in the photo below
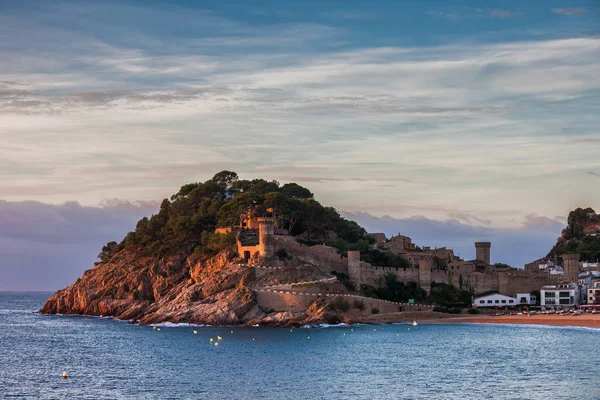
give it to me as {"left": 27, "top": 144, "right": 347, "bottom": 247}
{"left": 255, "top": 289, "right": 434, "bottom": 313}
{"left": 499, "top": 271, "right": 561, "bottom": 296}
{"left": 271, "top": 236, "right": 348, "bottom": 274}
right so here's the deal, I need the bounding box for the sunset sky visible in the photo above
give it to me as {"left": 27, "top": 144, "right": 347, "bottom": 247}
{"left": 1, "top": 0, "right": 598, "bottom": 290}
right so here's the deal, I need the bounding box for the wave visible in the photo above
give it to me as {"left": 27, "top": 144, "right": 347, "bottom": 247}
{"left": 301, "top": 322, "right": 349, "bottom": 329}
{"left": 150, "top": 322, "right": 211, "bottom": 328}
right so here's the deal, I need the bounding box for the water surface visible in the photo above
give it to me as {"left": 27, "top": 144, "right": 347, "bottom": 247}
{"left": 1, "top": 292, "right": 599, "bottom": 399}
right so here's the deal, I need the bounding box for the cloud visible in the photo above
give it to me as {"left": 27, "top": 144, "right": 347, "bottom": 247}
{"left": 342, "top": 211, "right": 563, "bottom": 268}
{"left": 0, "top": 199, "right": 159, "bottom": 291}
{"left": 518, "top": 213, "right": 564, "bottom": 231}
{"left": 589, "top": 171, "right": 600, "bottom": 178}
{"left": 490, "top": 10, "right": 523, "bottom": 18}
{"left": 0, "top": 2, "right": 598, "bottom": 230}
{"left": 552, "top": 8, "right": 587, "bottom": 16}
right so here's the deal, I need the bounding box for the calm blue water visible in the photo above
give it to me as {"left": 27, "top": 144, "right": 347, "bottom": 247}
{"left": 1, "top": 292, "right": 600, "bottom": 400}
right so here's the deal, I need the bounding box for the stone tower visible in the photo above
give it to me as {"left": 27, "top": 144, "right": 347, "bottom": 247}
{"left": 348, "top": 251, "right": 361, "bottom": 288}
{"left": 475, "top": 242, "right": 491, "bottom": 265}
{"left": 258, "top": 217, "right": 275, "bottom": 257}
{"left": 418, "top": 255, "right": 433, "bottom": 293}
{"left": 563, "top": 253, "right": 580, "bottom": 282}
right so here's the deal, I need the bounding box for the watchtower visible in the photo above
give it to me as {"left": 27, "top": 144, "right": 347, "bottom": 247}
{"left": 475, "top": 242, "right": 491, "bottom": 265}
{"left": 563, "top": 253, "right": 580, "bottom": 282}
{"left": 258, "top": 217, "right": 275, "bottom": 257}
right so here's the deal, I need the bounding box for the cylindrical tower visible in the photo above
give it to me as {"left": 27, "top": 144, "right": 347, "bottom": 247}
{"left": 258, "top": 217, "right": 275, "bottom": 257}
{"left": 348, "top": 251, "right": 361, "bottom": 289}
{"left": 563, "top": 253, "right": 581, "bottom": 282}
{"left": 475, "top": 242, "right": 491, "bottom": 265}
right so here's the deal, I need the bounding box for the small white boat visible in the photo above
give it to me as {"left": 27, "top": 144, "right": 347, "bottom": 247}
{"left": 412, "top": 321, "right": 419, "bottom": 327}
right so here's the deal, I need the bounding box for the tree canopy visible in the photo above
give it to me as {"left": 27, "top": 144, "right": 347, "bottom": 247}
{"left": 103, "top": 171, "right": 373, "bottom": 260}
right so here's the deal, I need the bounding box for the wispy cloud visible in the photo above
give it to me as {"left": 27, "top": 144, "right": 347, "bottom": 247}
{"left": 589, "top": 171, "right": 600, "bottom": 178}
{"left": 0, "top": 1, "right": 598, "bottom": 229}
{"left": 552, "top": 8, "right": 588, "bottom": 16}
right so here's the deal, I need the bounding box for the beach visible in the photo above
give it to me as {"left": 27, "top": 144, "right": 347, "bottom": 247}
{"left": 430, "top": 313, "right": 600, "bottom": 328}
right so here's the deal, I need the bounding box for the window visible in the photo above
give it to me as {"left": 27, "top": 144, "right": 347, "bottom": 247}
{"left": 487, "top": 300, "right": 492, "bottom": 304}
{"left": 480, "top": 300, "right": 484, "bottom": 304}
{"left": 546, "top": 299, "right": 556, "bottom": 305}
{"left": 559, "top": 291, "right": 570, "bottom": 298}
{"left": 495, "top": 300, "right": 499, "bottom": 304}
{"left": 559, "top": 298, "right": 570, "bottom": 305}
{"left": 509, "top": 300, "right": 514, "bottom": 303}
{"left": 545, "top": 292, "right": 556, "bottom": 297}
{"left": 501, "top": 300, "right": 506, "bottom": 304}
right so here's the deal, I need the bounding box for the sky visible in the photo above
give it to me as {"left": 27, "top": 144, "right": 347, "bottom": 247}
{"left": 0, "top": 0, "right": 599, "bottom": 290}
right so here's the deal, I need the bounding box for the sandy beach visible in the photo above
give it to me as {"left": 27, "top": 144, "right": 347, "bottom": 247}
{"left": 430, "top": 313, "right": 600, "bottom": 328}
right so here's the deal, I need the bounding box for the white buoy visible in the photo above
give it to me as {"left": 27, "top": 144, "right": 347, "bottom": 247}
{"left": 193, "top": 330, "right": 197, "bottom": 334}
{"left": 62, "top": 371, "right": 68, "bottom": 379}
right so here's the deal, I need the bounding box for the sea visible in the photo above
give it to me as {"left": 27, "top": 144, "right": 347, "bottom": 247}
{"left": 1, "top": 292, "right": 599, "bottom": 400}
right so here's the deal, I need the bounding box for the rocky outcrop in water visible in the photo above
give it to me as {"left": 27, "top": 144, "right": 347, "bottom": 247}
{"left": 40, "top": 250, "right": 337, "bottom": 326}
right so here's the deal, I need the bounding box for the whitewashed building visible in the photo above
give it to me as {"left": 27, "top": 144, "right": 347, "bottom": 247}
{"left": 540, "top": 283, "right": 582, "bottom": 309}
{"left": 473, "top": 293, "right": 517, "bottom": 308}
{"left": 587, "top": 281, "right": 600, "bottom": 306}
{"left": 516, "top": 293, "right": 537, "bottom": 305}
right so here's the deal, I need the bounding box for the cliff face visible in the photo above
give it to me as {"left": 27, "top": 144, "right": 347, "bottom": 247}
{"left": 40, "top": 250, "right": 334, "bottom": 326}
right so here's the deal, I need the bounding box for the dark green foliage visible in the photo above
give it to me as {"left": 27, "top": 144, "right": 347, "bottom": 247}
{"left": 360, "top": 273, "right": 427, "bottom": 303}
{"left": 113, "top": 171, "right": 375, "bottom": 260}
{"left": 98, "top": 241, "right": 119, "bottom": 262}
{"left": 371, "top": 307, "right": 380, "bottom": 314}
{"left": 275, "top": 248, "right": 289, "bottom": 260}
{"left": 493, "top": 263, "right": 512, "bottom": 269}
{"left": 329, "top": 298, "right": 350, "bottom": 312}
{"left": 548, "top": 207, "right": 600, "bottom": 261}
{"left": 331, "top": 272, "right": 355, "bottom": 291}
{"left": 429, "top": 282, "right": 473, "bottom": 308}
{"left": 564, "top": 207, "right": 598, "bottom": 240}
{"left": 280, "top": 183, "right": 313, "bottom": 199}
{"left": 353, "top": 300, "right": 365, "bottom": 311}
{"left": 467, "top": 308, "right": 480, "bottom": 314}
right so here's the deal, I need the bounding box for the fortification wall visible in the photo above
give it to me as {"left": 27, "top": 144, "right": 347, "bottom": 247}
{"left": 359, "top": 264, "right": 420, "bottom": 287}
{"left": 500, "top": 272, "right": 561, "bottom": 296}
{"left": 254, "top": 288, "right": 434, "bottom": 314}
{"left": 272, "top": 236, "right": 348, "bottom": 274}
{"left": 446, "top": 270, "right": 499, "bottom": 294}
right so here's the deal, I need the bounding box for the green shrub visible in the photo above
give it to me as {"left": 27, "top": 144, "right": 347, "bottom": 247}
{"left": 275, "top": 248, "right": 288, "bottom": 260}
{"left": 329, "top": 298, "right": 350, "bottom": 312}
{"left": 353, "top": 300, "right": 365, "bottom": 311}
{"left": 467, "top": 308, "right": 480, "bottom": 314}
{"left": 371, "top": 307, "right": 380, "bottom": 314}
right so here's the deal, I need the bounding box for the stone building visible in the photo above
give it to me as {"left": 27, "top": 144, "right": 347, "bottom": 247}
{"left": 225, "top": 213, "right": 558, "bottom": 297}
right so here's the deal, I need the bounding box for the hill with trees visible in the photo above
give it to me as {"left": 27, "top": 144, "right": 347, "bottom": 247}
{"left": 548, "top": 207, "right": 600, "bottom": 262}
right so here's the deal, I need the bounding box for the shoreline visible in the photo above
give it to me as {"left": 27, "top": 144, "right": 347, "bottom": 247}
{"left": 423, "top": 313, "right": 600, "bottom": 329}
